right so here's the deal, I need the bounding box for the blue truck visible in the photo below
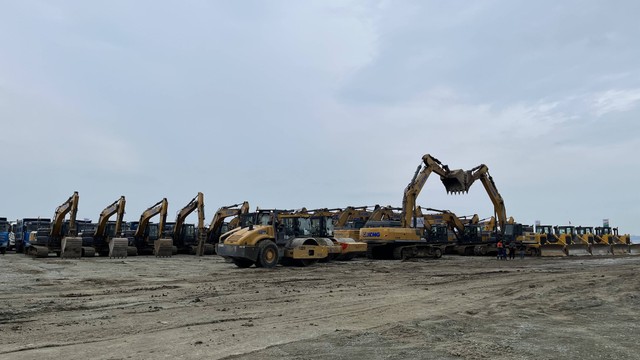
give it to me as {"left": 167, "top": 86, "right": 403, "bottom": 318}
{"left": 0, "top": 217, "right": 10, "bottom": 254}
{"left": 14, "top": 218, "right": 52, "bottom": 253}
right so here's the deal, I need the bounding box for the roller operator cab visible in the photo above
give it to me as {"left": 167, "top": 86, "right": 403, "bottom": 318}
{"left": 216, "top": 210, "right": 332, "bottom": 268}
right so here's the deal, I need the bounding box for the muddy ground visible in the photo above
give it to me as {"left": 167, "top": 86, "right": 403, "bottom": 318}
{"left": 0, "top": 253, "right": 639, "bottom": 360}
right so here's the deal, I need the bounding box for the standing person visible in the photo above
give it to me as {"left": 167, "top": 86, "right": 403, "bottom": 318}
{"left": 519, "top": 242, "right": 526, "bottom": 259}
{"left": 496, "top": 240, "right": 504, "bottom": 260}
{"left": 508, "top": 241, "right": 516, "bottom": 260}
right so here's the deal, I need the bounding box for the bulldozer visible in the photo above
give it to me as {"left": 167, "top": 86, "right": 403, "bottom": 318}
{"left": 613, "top": 228, "right": 639, "bottom": 255}
{"left": 196, "top": 201, "right": 250, "bottom": 256}
{"left": 27, "top": 191, "right": 83, "bottom": 258}
{"left": 128, "top": 198, "right": 174, "bottom": 257}
{"left": 80, "top": 196, "right": 132, "bottom": 258}
{"left": 535, "top": 225, "right": 567, "bottom": 257}
{"left": 595, "top": 226, "right": 628, "bottom": 255}
{"left": 216, "top": 208, "right": 334, "bottom": 268}
{"left": 556, "top": 225, "right": 589, "bottom": 256}
{"left": 575, "top": 226, "right": 610, "bottom": 256}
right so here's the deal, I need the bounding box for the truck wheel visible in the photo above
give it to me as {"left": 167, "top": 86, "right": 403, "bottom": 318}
{"left": 433, "top": 247, "right": 442, "bottom": 259}
{"left": 255, "top": 240, "right": 278, "bottom": 268}
{"left": 232, "top": 258, "right": 254, "bottom": 268}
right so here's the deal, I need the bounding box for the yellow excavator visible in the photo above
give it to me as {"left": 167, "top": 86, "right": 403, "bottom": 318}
{"left": 595, "top": 226, "right": 627, "bottom": 255}
{"left": 82, "top": 196, "right": 132, "bottom": 258}
{"left": 129, "top": 198, "right": 174, "bottom": 257}
{"left": 27, "top": 191, "right": 83, "bottom": 258}
{"left": 196, "top": 201, "right": 249, "bottom": 256}
{"left": 216, "top": 208, "right": 333, "bottom": 268}
{"left": 360, "top": 154, "right": 475, "bottom": 260}
{"left": 170, "top": 192, "right": 206, "bottom": 255}
{"left": 332, "top": 206, "right": 374, "bottom": 241}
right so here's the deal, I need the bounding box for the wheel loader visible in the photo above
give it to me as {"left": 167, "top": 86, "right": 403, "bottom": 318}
{"left": 216, "top": 209, "right": 334, "bottom": 268}
{"left": 555, "top": 225, "right": 589, "bottom": 256}
{"left": 26, "top": 191, "right": 84, "bottom": 258}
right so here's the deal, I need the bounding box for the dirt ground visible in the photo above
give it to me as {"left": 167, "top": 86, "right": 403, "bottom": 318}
{"left": 1, "top": 253, "right": 639, "bottom": 360}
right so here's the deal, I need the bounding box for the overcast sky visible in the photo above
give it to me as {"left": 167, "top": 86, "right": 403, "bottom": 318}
{"left": 1, "top": 1, "right": 639, "bottom": 234}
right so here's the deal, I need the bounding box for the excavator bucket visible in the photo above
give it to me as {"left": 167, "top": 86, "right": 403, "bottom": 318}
{"left": 611, "top": 244, "right": 630, "bottom": 255}
{"left": 154, "top": 238, "right": 174, "bottom": 257}
{"left": 109, "top": 237, "right": 129, "bottom": 258}
{"left": 628, "top": 244, "right": 640, "bottom": 255}
{"left": 539, "top": 244, "right": 567, "bottom": 257}
{"left": 60, "top": 236, "right": 82, "bottom": 258}
{"left": 590, "top": 244, "right": 612, "bottom": 256}
{"left": 566, "top": 244, "right": 591, "bottom": 257}
{"left": 441, "top": 170, "right": 473, "bottom": 193}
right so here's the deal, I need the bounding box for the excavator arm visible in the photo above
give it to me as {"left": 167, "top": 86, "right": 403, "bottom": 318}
{"left": 206, "top": 201, "right": 249, "bottom": 242}
{"left": 95, "top": 196, "right": 126, "bottom": 238}
{"left": 466, "top": 165, "right": 507, "bottom": 231}
{"left": 134, "top": 198, "right": 168, "bottom": 239}
{"left": 173, "top": 193, "right": 204, "bottom": 241}
{"left": 50, "top": 191, "right": 79, "bottom": 237}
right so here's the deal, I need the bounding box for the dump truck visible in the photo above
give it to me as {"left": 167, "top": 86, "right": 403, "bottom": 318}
{"left": 14, "top": 218, "right": 51, "bottom": 253}
{"left": 26, "top": 191, "right": 83, "bottom": 258}
{"left": 216, "top": 209, "right": 334, "bottom": 268}
{"left": 128, "top": 198, "right": 174, "bottom": 257}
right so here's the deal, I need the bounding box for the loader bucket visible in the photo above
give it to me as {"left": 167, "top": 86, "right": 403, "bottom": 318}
{"left": 61, "top": 237, "right": 82, "bottom": 258}
{"left": 590, "top": 244, "right": 612, "bottom": 256}
{"left": 109, "top": 237, "right": 129, "bottom": 258}
{"left": 611, "top": 244, "right": 630, "bottom": 255}
{"left": 540, "top": 244, "right": 566, "bottom": 257}
{"left": 441, "top": 169, "right": 473, "bottom": 194}
{"left": 628, "top": 244, "right": 640, "bottom": 255}
{"left": 566, "top": 244, "right": 591, "bottom": 256}
{"left": 154, "top": 238, "right": 174, "bottom": 257}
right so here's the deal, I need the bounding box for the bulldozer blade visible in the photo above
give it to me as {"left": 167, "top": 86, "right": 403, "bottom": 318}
{"left": 590, "top": 244, "right": 612, "bottom": 256}
{"left": 154, "top": 238, "right": 174, "bottom": 257}
{"left": 628, "top": 244, "right": 640, "bottom": 255}
{"left": 441, "top": 169, "right": 473, "bottom": 193}
{"left": 540, "top": 245, "right": 566, "bottom": 257}
{"left": 61, "top": 237, "right": 82, "bottom": 258}
{"left": 611, "top": 244, "right": 630, "bottom": 255}
{"left": 109, "top": 237, "right": 129, "bottom": 258}
{"left": 566, "top": 244, "right": 591, "bottom": 257}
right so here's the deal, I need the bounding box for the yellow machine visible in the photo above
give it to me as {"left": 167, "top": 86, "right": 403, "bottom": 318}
{"left": 83, "top": 196, "right": 131, "bottom": 258}
{"left": 360, "top": 154, "right": 477, "bottom": 260}
{"left": 196, "top": 201, "right": 249, "bottom": 256}
{"left": 332, "top": 205, "right": 373, "bottom": 241}
{"left": 595, "top": 226, "right": 627, "bottom": 255}
{"left": 130, "top": 198, "right": 174, "bottom": 257}
{"left": 553, "top": 225, "right": 587, "bottom": 256}
{"left": 170, "top": 193, "right": 206, "bottom": 255}
{"left": 535, "top": 225, "right": 567, "bottom": 257}
{"left": 27, "top": 191, "right": 83, "bottom": 258}
{"left": 575, "top": 226, "right": 610, "bottom": 256}
{"left": 613, "top": 228, "right": 639, "bottom": 255}
{"left": 216, "top": 209, "right": 333, "bottom": 268}
{"left": 307, "top": 208, "right": 368, "bottom": 260}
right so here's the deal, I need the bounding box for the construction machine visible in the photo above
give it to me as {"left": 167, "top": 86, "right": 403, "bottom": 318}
{"left": 535, "top": 225, "right": 567, "bottom": 257}
{"left": 576, "top": 226, "right": 610, "bottom": 256}
{"left": 196, "top": 201, "right": 249, "bottom": 256}
{"left": 613, "top": 228, "right": 639, "bottom": 255}
{"left": 306, "top": 208, "right": 368, "bottom": 260}
{"left": 0, "top": 217, "right": 9, "bottom": 254}
{"left": 216, "top": 208, "right": 333, "bottom": 268}
{"left": 129, "top": 198, "right": 174, "bottom": 257}
{"left": 27, "top": 191, "right": 83, "bottom": 258}
{"left": 332, "top": 206, "right": 373, "bottom": 241}
{"left": 359, "top": 154, "right": 474, "bottom": 260}
{"left": 80, "top": 196, "right": 132, "bottom": 258}
{"left": 170, "top": 193, "right": 206, "bottom": 255}
{"left": 595, "top": 226, "right": 627, "bottom": 255}
{"left": 553, "top": 225, "right": 586, "bottom": 256}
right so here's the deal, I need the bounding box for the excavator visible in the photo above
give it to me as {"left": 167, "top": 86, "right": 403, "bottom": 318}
{"left": 216, "top": 208, "right": 334, "bottom": 268}
{"left": 128, "top": 198, "right": 174, "bottom": 257}
{"left": 554, "top": 225, "right": 587, "bottom": 256}
{"left": 27, "top": 191, "right": 83, "bottom": 258}
{"left": 332, "top": 206, "right": 373, "bottom": 241}
{"left": 169, "top": 192, "right": 206, "bottom": 255}
{"left": 576, "top": 226, "right": 610, "bottom": 256}
{"left": 196, "top": 201, "right": 250, "bottom": 256}
{"left": 80, "top": 196, "right": 132, "bottom": 258}
{"left": 595, "top": 226, "right": 627, "bottom": 255}
{"left": 359, "top": 154, "right": 477, "bottom": 260}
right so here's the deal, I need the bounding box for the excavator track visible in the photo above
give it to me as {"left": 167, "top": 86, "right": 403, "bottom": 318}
{"left": 154, "top": 238, "right": 174, "bottom": 257}
{"left": 61, "top": 237, "right": 82, "bottom": 258}
{"left": 28, "top": 246, "right": 50, "bottom": 258}
{"left": 81, "top": 246, "right": 96, "bottom": 258}
{"left": 109, "top": 237, "right": 129, "bottom": 258}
